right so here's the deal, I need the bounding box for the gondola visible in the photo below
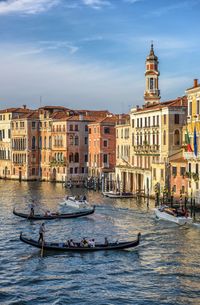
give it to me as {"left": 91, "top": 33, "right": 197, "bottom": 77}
{"left": 13, "top": 206, "right": 95, "bottom": 220}
{"left": 20, "top": 232, "right": 141, "bottom": 252}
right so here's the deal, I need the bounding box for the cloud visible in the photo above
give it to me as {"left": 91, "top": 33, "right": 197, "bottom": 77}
{"left": 0, "top": 44, "right": 143, "bottom": 112}
{"left": 123, "top": 0, "right": 141, "bottom": 3}
{"left": 0, "top": 0, "right": 60, "bottom": 15}
{"left": 81, "top": 0, "right": 111, "bottom": 9}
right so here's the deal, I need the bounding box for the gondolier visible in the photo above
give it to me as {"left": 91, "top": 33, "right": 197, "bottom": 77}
{"left": 38, "top": 223, "right": 46, "bottom": 244}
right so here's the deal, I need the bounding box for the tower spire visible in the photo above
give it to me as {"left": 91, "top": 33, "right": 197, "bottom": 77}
{"left": 144, "top": 43, "right": 160, "bottom": 107}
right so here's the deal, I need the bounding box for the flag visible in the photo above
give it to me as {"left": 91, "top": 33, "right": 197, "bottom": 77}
{"left": 185, "top": 129, "right": 193, "bottom": 152}
{"left": 194, "top": 126, "right": 198, "bottom": 156}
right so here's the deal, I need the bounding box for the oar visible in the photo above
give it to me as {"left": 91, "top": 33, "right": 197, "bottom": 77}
{"left": 41, "top": 241, "right": 44, "bottom": 257}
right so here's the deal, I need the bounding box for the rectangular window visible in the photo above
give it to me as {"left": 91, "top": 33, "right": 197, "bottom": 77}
{"left": 181, "top": 186, "right": 185, "bottom": 194}
{"left": 132, "top": 119, "right": 134, "bottom": 128}
{"left": 103, "top": 140, "right": 108, "bottom": 147}
{"left": 196, "top": 163, "right": 199, "bottom": 174}
{"left": 85, "top": 154, "right": 88, "bottom": 162}
{"left": 188, "top": 163, "right": 191, "bottom": 172}
{"left": 81, "top": 167, "right": 85, "bottom": 173}
{"left": 173, "top": 185, "right": 176, "bottom": 192}
{"left": 104, "top": 127, "right": 110, "bottom": 134}
{"left": 137, "top": 118, "right": 139, "bottom": 127}
{"left": 140, "top": 118, "right": 142, "bottom": 128}
{"left": 197, "top": 100, "right": 200, "bottom": 115}
{"left": 153, "top": 168, "right": 156, "bottom": 179}
{"left": 180, "top": 167, "right": 186, "bottom": 176}
{"left": 84, "top": 137, "right": 88, "bottom": 145}
{"left": 145, "top": 118, "right": 147, "bottom": 127}
{"left": 69, "top": 125, "right": 73, "bottom": 131}
{"left": 163, "top": 114, "right": 166, "bottom": 124}
{"left": 70, "top": 167, "right": 73, "bottom": 174}
{"left": 103, "top": 154, "right": 108, "bottom": 163}
{"left": 75, "top": 167, "right": 78, "bottom": 174}
{"left": 161, "top": 169, "right": 164, "bottom": 179}
{"left": 157, "top": 115, "right": 159, "bottom": 126}
{"left": 8, "top": 129, "right": 11, "bottom": 138}
{"left": 85, "top": 125, "right": 88, "bottom": 132}
{"left": 153, "top": 116, "right": 155, "bottom": 126}
{"left": 32, "top": 168, "right": 36, "bottom": 175}
{"left": 172, "top": 166, "right": 177, "bottom": 177}
{"left": 32, "top": 122, "right": 36, "bottom": 129}
{"left": 174, "top": 114, "right": 179, "bottom": 124}
{"left": 148, "top": 117, "right": 150, "bottom": 126}
{"left": 189, "top": 102, "right": 192, "bottom": 116}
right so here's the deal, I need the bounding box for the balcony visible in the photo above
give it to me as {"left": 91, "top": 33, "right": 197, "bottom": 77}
{"left": 134, "top": 144, "right": 160, "bottom": 153}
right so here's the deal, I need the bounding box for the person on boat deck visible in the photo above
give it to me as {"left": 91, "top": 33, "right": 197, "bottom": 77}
{"left": 88, "top": 239, "right": 95, "bottom": 248}
{"left": 38, "top": 223, "right": 46, "bottom": 244}
{"left": 104, "top": 237, "right": 109, "bottom": 246}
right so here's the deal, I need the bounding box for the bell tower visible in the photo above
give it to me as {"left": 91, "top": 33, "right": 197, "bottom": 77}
{"left": 144, "top": 43, "right": 160, "bottom": 107}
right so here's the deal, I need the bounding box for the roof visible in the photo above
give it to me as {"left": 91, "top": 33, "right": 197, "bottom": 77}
{"left": 134, "top": 96, "right": 187, "bottom": 113}
{"left": 0, "top": 107, "right": 31, "bottom": 114}
{"left": 12, "top": 111, "right": 39, "bottom": 120}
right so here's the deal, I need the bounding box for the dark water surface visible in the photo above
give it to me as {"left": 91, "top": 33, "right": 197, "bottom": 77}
{"left": 0, "top": 180, "right": 200, "bottom": 305}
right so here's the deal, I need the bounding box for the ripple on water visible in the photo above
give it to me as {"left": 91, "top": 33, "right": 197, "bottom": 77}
{"left": 0, "top": 180, "right": 200, "bottom": 305}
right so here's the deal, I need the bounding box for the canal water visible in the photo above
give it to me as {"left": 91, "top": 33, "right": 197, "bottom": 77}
{"left": 0, "top": 180, "right": 200, "bottom": 305}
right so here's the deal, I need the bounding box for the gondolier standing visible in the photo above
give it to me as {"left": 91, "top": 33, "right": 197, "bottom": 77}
{"left": 38, "top": 223, "right": 46, "bottom": 244}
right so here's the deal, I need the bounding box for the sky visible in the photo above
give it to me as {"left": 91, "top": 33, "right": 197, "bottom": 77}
{"left": 0, "top": 0, "right": 200, "bottom": 113}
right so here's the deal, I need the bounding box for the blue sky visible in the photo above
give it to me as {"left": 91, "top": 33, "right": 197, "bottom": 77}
{"left": 0, "top": 0, "right": 200, "bottom": 112}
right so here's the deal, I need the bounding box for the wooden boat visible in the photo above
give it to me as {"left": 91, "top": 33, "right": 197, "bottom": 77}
{"left": 59, "top": 196, "right": 89, "bottom": 208}
{"left": 13, "top": 206, "right": 95, "bottom": 220}
{"left": 102, "top": 191, "right": 134, "bottom": 198}
{"left": 20, "top": 232, "right": 141, "bottom": 252}
{"left": 154, "top": 207, "right": 193, "bottom": 225}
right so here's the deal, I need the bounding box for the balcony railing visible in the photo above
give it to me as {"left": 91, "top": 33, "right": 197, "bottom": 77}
{"left": 134, "top": 144, "right": 160, "bottom": 153}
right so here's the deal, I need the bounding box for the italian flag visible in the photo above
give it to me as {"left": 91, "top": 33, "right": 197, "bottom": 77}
{"left": 186, "top": 129, "right": 193, "bottom": 152}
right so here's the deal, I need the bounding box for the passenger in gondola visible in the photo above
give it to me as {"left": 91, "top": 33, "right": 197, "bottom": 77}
{"left": 29, "top": 207, "right": 34, "bottom": 217}
{"left": 82, "top": 195, "right": 87, "bottom": 201}
{"left": 45, "top": 210, "right": 52, "bottom": 216}
{"left": 69, "top": 239, "right": 75, "bottom": 247}
{"left": 38, "top": 223, "right": 46, "bottom": 244}
{"left": 88, "top": 239, "right": 95, "bottom": 248}
{"left": 80, "top": 237, "right": 88, "bottom": 247}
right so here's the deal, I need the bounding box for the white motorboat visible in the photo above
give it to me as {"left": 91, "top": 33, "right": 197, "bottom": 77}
{"left": 154, "top": 207, "right": 193, "bottom": 225}
{"left": 102, "top": 191, "right": 134, "bottom": 198}
{"left": 59, "top": 196, "right": 89, "bottom": 209}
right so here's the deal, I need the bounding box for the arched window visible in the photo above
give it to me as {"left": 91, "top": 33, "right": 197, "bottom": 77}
{"left": 75, "top": 136, "right": 79, "bottom": 146}
{"left": 157, "top": 131, "right": 159, "bottom": 145}
{"left": 163, "top": 130, "right": 166, "bottom": 145}
{"left": 49, "top": 136, "right": 52, "bottom": 149}
{"left": 174, "top": 130, "right": 180, "bottom": 145}
{"left": 44, "top": 136, "right": 46, "bottom": 149}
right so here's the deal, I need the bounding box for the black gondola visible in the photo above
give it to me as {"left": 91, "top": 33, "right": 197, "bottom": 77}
{"left": 13, "top": 206, "right": 95, "bottom": 220}
{"left": 20, "top": 232, "right": 141, "bottom": 252}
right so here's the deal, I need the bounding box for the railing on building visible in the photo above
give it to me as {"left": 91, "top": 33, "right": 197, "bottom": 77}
{"left": 134, "top": 144, "right": 160, "bottom": 153}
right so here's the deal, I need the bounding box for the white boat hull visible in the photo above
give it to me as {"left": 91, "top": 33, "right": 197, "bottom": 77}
{"left": 59, "top": 197, "right": 89, "bottom": 209}
{"left": 154, "top": 208, "right": 193, "bottom": 225}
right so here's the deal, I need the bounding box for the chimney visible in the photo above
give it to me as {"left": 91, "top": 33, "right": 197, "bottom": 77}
{"left": 194, "top": 79, "right": 198, "bottom": 88}
{"left": 23, "top": 104, "right": 26, "bottom": 109}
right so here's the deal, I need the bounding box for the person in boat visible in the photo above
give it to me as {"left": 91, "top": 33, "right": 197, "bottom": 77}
{"left": 38, "top": 223, "right": 46, "bottom": 244}
{"left": 104, "top": 237, "right": 109, "bottom": 246}
{"left": 45, "top": 210, "right": 52, "bottom": 217}
{"left": 80, "top": 237, "right": 88, "bottom": 247}
{"left": 88, "top": 239, "right": 95, "bottom": 248}
{"left": 82, "top": 195, "right": 87, "bottom": 201}
{"left": 69, "top": 239, "right": 75, "bottom": 247}
{"left": 28, "top": 200, "right": 35, "bottom": 217}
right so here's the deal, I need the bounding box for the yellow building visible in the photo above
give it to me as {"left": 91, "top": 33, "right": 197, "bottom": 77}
{"left": 184, "top": 79, "right": 200, "bottom": 199}
{"left": 116, "top": 44, "right": 187, "bottom": 196}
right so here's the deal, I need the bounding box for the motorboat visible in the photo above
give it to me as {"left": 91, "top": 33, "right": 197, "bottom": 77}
{"left": 102, "top": 191, "right": 134, "bottom": 199}
{"left": 154, "top": 206, "right": 193, "bottom": 225}
{"left": 59, "top": 196, "right": 89, "bottom": 208}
